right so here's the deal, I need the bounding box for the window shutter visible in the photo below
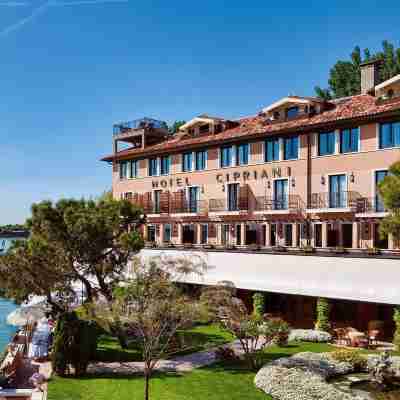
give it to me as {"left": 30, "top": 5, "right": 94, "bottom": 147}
{"left": 239, "top": 184, "right": 249, "bottom": 210}
{"left": 172, "top": 224, "right": 179, "bottom": 237}
{"left": 207, "top": 148, "right": 218, "bottom": 161}
{"left": 160, "top": 191, "right": 170, "bottom": 213}
{"left": 251, "top": 142, "right": 262, "bottom": 155}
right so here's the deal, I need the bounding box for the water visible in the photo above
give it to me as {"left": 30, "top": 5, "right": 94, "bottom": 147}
{"left": 0, "top": 298, "right": 17, "bottom": 352}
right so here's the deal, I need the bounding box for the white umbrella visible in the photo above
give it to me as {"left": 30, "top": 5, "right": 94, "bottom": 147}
{"left": 6, "top": 304, "right": 47, "bottom": 326}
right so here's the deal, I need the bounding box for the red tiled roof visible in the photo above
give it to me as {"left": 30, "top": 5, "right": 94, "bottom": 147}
{"left": 101, "top": 95, "right": 400, "bottom": 162}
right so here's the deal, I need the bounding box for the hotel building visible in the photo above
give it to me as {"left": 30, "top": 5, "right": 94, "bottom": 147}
{"left": 102, "top": 60, "right": 400, "bottom": 336}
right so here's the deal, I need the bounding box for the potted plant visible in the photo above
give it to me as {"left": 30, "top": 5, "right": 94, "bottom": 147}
{"left": 332, "top": 246, "right": 347, "bottom": 254}
{"left": 365, "top": 246, "right": 380, "bottom": 255}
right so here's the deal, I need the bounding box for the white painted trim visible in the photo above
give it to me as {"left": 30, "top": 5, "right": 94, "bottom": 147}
{"left": 375, "top": 73, "right": 400, "bottom": 90}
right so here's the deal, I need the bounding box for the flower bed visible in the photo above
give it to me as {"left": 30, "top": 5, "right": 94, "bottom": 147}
{"left": 288, "top": 329, "right": 332, "bottom": 343}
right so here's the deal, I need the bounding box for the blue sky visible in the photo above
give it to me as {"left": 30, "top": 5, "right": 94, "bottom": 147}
{"left": 1, "top": 0, "right": 399, "bottom": 224}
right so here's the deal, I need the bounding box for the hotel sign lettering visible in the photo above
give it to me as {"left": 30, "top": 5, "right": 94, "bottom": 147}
{"left": 152, "top": 166, "right": 291, "bottom": 188}
{"left": 216, "top": 167, "right": 291, "bottom": 183}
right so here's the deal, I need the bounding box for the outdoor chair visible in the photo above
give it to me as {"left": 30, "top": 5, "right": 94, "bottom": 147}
{"left": 368, "top": 329, "right": 380, "bottom": 347}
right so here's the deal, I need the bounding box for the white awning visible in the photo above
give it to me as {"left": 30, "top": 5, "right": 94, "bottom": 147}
{"left": 141, "top": 249, "right": 400, "bottom": 305}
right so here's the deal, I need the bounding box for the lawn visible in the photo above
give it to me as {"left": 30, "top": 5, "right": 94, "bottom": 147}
{"left": 48, "top": 342, "right": 335, "bottom": 400}
{"left": 94, "top": 323, "right": 236, "bottom": 362}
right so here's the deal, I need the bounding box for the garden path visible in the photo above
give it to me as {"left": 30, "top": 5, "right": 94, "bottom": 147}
{"left": 87, "top": 338, "right": 263, "bottom": 375}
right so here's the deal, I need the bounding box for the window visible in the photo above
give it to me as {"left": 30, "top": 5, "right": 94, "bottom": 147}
{"left": 119, "top": 161, "right": 129, "bottom": 179}
{"left": 284, "top": 136, "right": 299, "bottom": 160}
{"left": 195, "top": 150, "right": 207, "bottom": 171}
{"left": 227, "top": 183, "right": 239, "bottom": 211}
{"left": 375, "top": 170, "right": 388, "bottom": 212}
{"left": 340, "top": 128, "right": 359, "bottom": 153}
{"left": 199, "top": 124, "right": 209, "bottom": 134}
{"left": 187, "top": 187, "right": 199, "bottom": 213}
{"left": 274, "top": 179, "right": 288, "bottom": 210}
{"left": 148, "top": 157, "right": 158, "bottom": 176}
{"left": 220, "top": 146, "right": 232, "bottom": 168}
{"left": 130, "top": 160, "right": 138, "bottom": 178}
{"left": 200, "top": 224, "right": 208, "bottom": 244}
{"left": 379, "top": 122, "right": 400, "bottom": 149}
{"left": 160, "top": 156, "right": 170, "bottom": 175}
{"left": 318, "top": 131, "right": 336, "bottom": 156}
{"left": 182, "top": 152, "right": 193, "bottom": 172}
{"left": 164, "top": 224, "right": 171, "bottom": 242}
{"left": 153, "top": 190, "right": 161, "bottom": 213}
{"left": 285, "top": 224, "right": 293, "bottom": 247}
{"left": 329, "top": 174, "right": 347, "bottom": 208}
{"left": 286, "top": 106, "right": 299, "bottom": 119}
{"left": 147, "top": 225, "right": 156, "bottom": 242}
{"left": 236, "top": 143, "right": 249, "bottom": 165}
{"left": 265, "top": 138, "right": 280, "bottom": 162}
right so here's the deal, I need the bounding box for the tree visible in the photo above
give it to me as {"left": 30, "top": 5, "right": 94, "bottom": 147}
{"left": 315, "top": 41, "right": 400, "bottom": 99}
{"left": 201, "top": 283, "right": 288, "bottom": 370}
{"left": 98, "top": 256, "right": 206, "bottom": 400}
{"left": 168, "top": 120, "right": 186, "bottom": 135}
{"left": 379, "top": 160, "right": 400, "bottom": 241}
{"left": 0, "top": 196, "right": 144, "bottom": 346}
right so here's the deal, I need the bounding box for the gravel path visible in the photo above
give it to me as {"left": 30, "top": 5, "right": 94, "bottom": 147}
{"left": 87, "top": 339, "right": 260, "bottom": 375}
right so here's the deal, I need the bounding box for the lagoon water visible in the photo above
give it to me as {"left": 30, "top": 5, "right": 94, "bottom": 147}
{"left": 0, "top": 298, "right": 16, "bottom": 352}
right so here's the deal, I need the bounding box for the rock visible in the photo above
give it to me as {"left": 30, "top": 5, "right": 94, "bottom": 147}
{"left": 254, "top": 352, "right": 364, "bottom": 400}
{"left": 288, "top": 329, "right": 332, "bottom": 343}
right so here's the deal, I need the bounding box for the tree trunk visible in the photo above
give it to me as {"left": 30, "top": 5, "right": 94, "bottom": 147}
{"left": 144, "top": 372, "right": 150, "bottom": 400}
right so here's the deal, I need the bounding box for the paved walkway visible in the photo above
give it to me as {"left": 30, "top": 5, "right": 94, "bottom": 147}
{"left": 87, "top": 339, "right": 261, "bottom": 375}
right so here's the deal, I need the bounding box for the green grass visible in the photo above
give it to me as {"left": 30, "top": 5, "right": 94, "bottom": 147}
{"left": 48, "top": 342, "right": 335, "bottom": 400}
{"left": 94, "top": 323, "right": 236, "bottom": 363}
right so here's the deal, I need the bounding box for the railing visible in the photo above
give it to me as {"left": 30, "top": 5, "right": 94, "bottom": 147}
{"left": 140, "top": 200, "right": 207, "bottom": 214}
{"left": 309, "top": 191, "right": 360, "bottom": 210}
{"left": 113, "top": 117, "right": 167, "bottom": 136}
{"left": 208, "top": 198, "right": 247, "bottom": 212}
{"left": 170, "top": 200, "right": 208, "bottom": 214}
{"left": 355, "top": 197, "right": 387, "bottom": 213}
{"left": 255, "top": 195, "right": 304, "bottom": 212}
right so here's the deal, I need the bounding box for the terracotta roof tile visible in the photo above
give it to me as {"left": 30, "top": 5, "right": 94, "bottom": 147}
{"left": 102, "top": 95, "right": 400, "bottom": 162}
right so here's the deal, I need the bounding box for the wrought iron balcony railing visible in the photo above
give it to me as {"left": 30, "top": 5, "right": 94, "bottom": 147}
{"left": 254, "top": 195, "right": 304, "bottom": 212}
{"left": 208, "top": 198, "right": 248, "bottom": 212}
{"left": 309, "top": 191, "right": 360, "bottom": 210}
{"left": 354, "top": 196, "right": 388, "bottom": 213}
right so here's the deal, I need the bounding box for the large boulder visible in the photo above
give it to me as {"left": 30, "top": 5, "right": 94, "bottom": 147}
{"left": 254, "top": 352, "right": 363, "bottom": 400}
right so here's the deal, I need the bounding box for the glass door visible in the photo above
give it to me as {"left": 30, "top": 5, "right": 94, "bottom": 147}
{"left": 227, "top": 183, "right": 239, "bottom": 211}
{"left": 375, "top": 170, "right": 388, "bottom": 212}
{"left": 274, "top": 179, "right": 288, "bottom": 210}
{"left": 188, "top": 187, "right": 199, "bottom": 213}
{"left": 329, "top": 174, "right": 346, "bottom": 208}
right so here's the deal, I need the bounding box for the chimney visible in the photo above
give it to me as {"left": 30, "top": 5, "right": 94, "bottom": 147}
{"left": 360, "top": 60, "right": 382, "bottom": 95}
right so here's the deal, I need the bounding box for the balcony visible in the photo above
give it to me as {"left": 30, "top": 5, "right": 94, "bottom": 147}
{"left": 308, "top": 191, "right": 360, "bottom": 212}
{"left": 208, "top": 199, "right": 248, "bottom": 213}
{"left": 254, "top": 195, "right": 304, "bottom": 214}
{"left": 355, "top": 197, "right": 388, "bottom": 216}
{"left": 142, "top": 200, "right": 207, "bottom": 215}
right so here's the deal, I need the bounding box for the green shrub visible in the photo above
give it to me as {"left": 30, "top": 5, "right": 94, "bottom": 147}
{"left": 330, "top": 349, "right": 367, "bottom": 371}
{"left": 260, "top": 318, "right": 290, "bottom": 346}
{"left": 252, "top": 293, "right": 265, "bottom": 317}
{"left": 315, "top": 298, "right": 331, "bottom": 332}
{"left": 52, "top": 311, "right": 99, "bottom": 376}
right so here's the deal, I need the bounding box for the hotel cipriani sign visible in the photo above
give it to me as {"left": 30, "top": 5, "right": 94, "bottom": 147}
{"left": 152, "top": 166, "right": 292, "bottom": 189}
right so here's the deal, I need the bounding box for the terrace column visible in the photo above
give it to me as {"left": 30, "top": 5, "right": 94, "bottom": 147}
{"left": 321, "top": 223, "right": 328, "bottom": 248}
{"left": 338, "top": 223, "right": 343, "bottom": 247}
{"left": 293, "top": 223, "right": 299, "bottom": 247}
{"left": 240, "top": 223, "right": 246, "bottom": 246}
{"left": 196, "top": 224, "right": 202, "bottom": 245}
{"left": 159, "top": 224, "right": 164, "bottom": 244}
{"left": 265, "top": 223, "right": 271, "bottom": 247}
{"left": 217, "top": 224, "right": 222, "bottom": 245}
{"left": 177, "top": 224, "right": 183, "bottom": 245}
{"left": 352, "top": 222, "right": 359, "bottom": 249}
